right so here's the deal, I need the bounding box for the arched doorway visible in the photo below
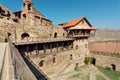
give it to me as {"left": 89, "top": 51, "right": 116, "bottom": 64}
{"left": 111, "top": 64, "right": 116, "bottom": 71}
{"left": 54, "top": 32, "right": 57, "bottom": 38}
{"left": 91, "top": 58, "right": 96, "bottom": 65}
{"left": 21, "top": 33, "right": 29, "bottom": 39}
{"left": 39, "top": 60, "right": 44, "bottom": 67}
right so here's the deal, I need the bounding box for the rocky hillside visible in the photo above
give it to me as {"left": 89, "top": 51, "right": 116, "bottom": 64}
{"left": 89, "top": 29, "right": 120, "bottom": 42}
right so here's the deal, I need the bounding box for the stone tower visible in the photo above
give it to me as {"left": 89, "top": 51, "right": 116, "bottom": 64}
{"left": 21, "top": 0, "right": 33, "bottom": 19}
{"left": 22, "top": 0, "right": 33, "bottom": 11}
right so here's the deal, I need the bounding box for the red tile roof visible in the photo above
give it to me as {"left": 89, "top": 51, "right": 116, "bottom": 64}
{"left": 59, "top": 17, "right": 96, "bottom": 30}
{"left": 62, "top": 17, "right": 84, "bottom": 28}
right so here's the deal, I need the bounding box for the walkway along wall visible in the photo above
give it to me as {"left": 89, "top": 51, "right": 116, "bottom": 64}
{"left": 6, "top": 41, "right": 37, "bottom": 80}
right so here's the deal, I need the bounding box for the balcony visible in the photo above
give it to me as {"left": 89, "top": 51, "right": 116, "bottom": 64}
{"left": 68, "top": 33, "right": 95, "bottom": 38}
{"left": 68, "top": 30, "right": 96, "bottom": 38}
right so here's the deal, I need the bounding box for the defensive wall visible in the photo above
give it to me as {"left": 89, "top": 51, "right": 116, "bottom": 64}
{"left": 89, "top": 40, "right": 120, "bottom": 71}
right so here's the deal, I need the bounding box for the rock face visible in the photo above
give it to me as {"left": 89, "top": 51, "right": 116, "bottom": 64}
{"left": 89, "top": 29, "right": 120, "bottom": 42}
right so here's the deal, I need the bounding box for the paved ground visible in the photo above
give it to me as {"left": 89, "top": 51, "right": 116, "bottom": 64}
{"left": 0, "top": 43, "right": 7, "bottom": 75}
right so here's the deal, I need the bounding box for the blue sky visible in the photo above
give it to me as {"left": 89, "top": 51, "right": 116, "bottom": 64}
{"left": 0, "top": 0, "right": 120, "bottom": 29}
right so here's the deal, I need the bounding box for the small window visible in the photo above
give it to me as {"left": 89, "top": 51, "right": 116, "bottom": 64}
{"left": 63, "top": 33, "right": 65, "bottom": 37}
{"left": 54, "top": 33, "right": 57, "bottom": 38}
{"left": 53, "top": 57, "right": 56, "bottom": 63}
{"left": 7, "top": 18, "right": 9, "bottom": 20}
{"left": 76, "top": 45, "right": 78, "bottom": 50}
{"left": 85, "top": 44, "right": 87, "bottom": 48}
{"left": 81, "top": 20, "right": 84, "bottom": 24}
{"left": 70, "top": 54, "right": 73, "bottom": 60}
{"left": 50, "top": 34, "right": 52, "bottom": 38}
{"left": 45, "top": 24, "right": 47, "bottom": 26}
{"left": 40, "top": 19, "right": 42, "bottom": 24}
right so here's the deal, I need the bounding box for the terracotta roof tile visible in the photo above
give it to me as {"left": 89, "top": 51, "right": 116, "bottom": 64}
{"left": 63, "top": 17, "right": 84, "bottom": 28}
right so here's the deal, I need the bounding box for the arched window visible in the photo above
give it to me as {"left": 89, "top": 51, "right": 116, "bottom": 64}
{"left": 28, "top": 4, "right": 32, "bottom": 10}
{"left": 23, "top": 14, "right": 26, "bottom": 19}
{"left": 39, "top": 60, "right": 44, "bottom": 67}
{"left": 54, "top": 32, "right": 57, "bottom": 38}
{"left": 23, "top": 3, "right": 26, "bottom": 10}
{"left": 21, "top": 33, "right": 29, "bottom": 39}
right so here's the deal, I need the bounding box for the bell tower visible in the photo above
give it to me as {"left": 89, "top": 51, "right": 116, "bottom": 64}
{"left": 22, "top": 0, "right": 33, "bottom": 11}
{"left": 21, "top": 0, "right": 34, "bottom": 21}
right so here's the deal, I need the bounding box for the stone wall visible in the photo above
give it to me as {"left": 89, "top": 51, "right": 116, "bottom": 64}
{"left": 89, "top": 40, "right": 120, "bottom": 52}
{"left": 89, "top": 40, "right": 120, "bottom": 71}
{"left": 17, "top": 38, "right": 90, "bottom": 77}
{"left": 9, "top": 42, "right": 37, "bottom": 80}
{"left": 90, "top": 52, "right": 120, "bottom": 71}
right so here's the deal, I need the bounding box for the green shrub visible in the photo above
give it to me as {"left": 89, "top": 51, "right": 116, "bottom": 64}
{"left": 84, "top": 57, "right": 91, "bottom": 65}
